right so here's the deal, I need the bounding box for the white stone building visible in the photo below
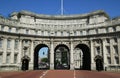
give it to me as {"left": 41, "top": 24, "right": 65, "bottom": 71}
{"left": 0, "top": 10, "right": 120, "bottom": 71}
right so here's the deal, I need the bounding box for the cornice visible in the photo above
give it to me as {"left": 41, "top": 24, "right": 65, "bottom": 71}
{"left": 10, "top": 10, "right": 109, "bottom": 20}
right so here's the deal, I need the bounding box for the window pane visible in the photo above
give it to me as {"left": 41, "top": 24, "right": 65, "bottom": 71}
{"left": 15, "top": 40, "right": 19, "bottom": 49}
{"left": 14, "top": 54, "right": 18, "bottom": 63}
{"left": 0, "top": 53, "right": 3, "bottom": 64}
{"left": 6, "top": 53, "right": 11, "bottom": 64}
{"left": 9, "top": 27, "right": 11, "bottom": 32}
{"left": 0, "top": 39, "right": 2, "bottom": 48}
{"left": 7, "top": 39, "right": 11, "bottom": 48}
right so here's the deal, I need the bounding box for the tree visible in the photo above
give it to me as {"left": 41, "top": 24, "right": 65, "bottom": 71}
{"left": 41, "top": 58, "right": 48, "bottom": 63}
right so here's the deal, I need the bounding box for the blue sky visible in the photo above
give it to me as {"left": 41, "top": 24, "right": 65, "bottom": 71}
{"left": 0, "top": 0, "right": 120, "bottom": 18}
{"left": 38, "top": 47, "right": 48, "bottom": 58}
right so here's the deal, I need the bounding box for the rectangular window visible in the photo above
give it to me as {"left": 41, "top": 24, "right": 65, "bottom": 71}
{"left": 16, "top": 28, "right": 19, "bottom": 33}
{"left": 107, "top": 57, "right": 111, "bottom": 64}
{"left": 41, "top": 31, "right": 44, "bottom": 35}
{"left": 113, "top": 27, "right": 116, "bottom": 32}
{"left": 15, "top": 40, "right": 19, "bottom": 49}
{"left": 106, "top": 38, "right": 110, "bottom": 43}
{"left": 55, "top": 31, "right": 57, "bottom": 36}
{"left": 6, "top": 53, "right": 11, "bottom": 64}
{"left": 1, "top": 26, "right": 4, "bottom": 31}
{"left": 113, "top": 45, "right": 118, "bottom": 54}
{"left": 61, "top": 31, "right": 63, "bottom": 36}
{"left": 9, "top": 27, "right": 11, "bottom": 32}
{"left": 35, "top": 30, "right": 38, "bottom": 35}
{"left": 80, "top": 31, "right": 82, "bottom": 35}
{"left": 14, "top": 54, "right": 18, "bottom": 63}
{"left": 106, "top": 28, "right": 109, "bottom": 33}
{"left": 74, "top": 31, "right": 77, "bottom": 36}
{"left": 86, "top": 29, "right": 89, "bottom": 35}
{"left": 96, "top": 29, "right": 98, "bottom": 34}
{"left": 106, "top": 46, "right": 110, "bottom": 54}
{"left": 115, "top": 57, "right": 119, "bottom": 64}
{"left": 113, "top": 38, "right": 117, "bottom": 43}
{"left": 0, "top": 39, "right": 2, "bottom": 48}
{"left": 96, "top": 47, "right": 100, "bottom": 55}
{"left": 26, "top": 29, "right": 29, "bottom": 34}
{"left": 0, "top": 53, "right": 3, "bottom": 64}
{"left": 7, "top": 39, "right": 11, "bottom": 48}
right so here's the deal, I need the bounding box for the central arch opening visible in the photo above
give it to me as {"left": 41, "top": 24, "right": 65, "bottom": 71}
{"left": 34, "top": 44, "right": 49, "bottom": 70}
{"left": 74, "top": 44, "right": 91, "bottom": 70}
{"left": 54, "top": 44, "right": 70, "bottom": 69}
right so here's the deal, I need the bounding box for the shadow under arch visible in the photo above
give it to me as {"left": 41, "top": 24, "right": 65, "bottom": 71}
{"left": 34, "top": 44, "right": 50, "bottom": 70}
{"left": 54, "top": 44, "right": 70, "bottom": 70}
{"left": 74, "top": 44, "right": 91, "bottom": 70}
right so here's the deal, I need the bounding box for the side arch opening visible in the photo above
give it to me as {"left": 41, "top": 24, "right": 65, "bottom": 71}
{"left": 34, "top": 44, "right": 49, "bottom": 70}
{"left": 74, "top": 44, "right": 91, "bottom": 70}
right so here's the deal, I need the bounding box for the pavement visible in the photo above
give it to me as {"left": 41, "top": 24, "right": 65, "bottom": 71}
{"left": 0, "top": 70, "right": 120, "bottom": 78}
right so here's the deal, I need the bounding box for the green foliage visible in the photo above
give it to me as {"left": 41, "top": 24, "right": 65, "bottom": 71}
{"left": 41, "top": 58, "right": 48, "bottom": 63}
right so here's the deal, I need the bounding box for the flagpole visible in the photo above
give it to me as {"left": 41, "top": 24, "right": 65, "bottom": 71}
{"left": 61, "top": 0, "right": 64, "bottom": 15}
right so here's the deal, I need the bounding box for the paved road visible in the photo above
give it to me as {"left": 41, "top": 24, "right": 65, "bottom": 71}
{"left": 41, "top": 70, "right": 74, "bottom": 78}
{"left": 75, "top": 70, "right": 120, "bottom": 78}
{"left": 0, "top": 70, "right": 120, "bottom": 78}
{"left": 0, "top": 70, "right": 45, "bottom": 78}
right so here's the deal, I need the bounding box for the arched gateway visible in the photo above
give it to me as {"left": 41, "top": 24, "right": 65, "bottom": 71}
{"left": 33, "top": 43, "right": 91, "bottom": 70}
{"left": 54, "top": 44, "right": 70, "bottom": 69}
{"left": 34, "top": 44, "right": 50, "bottom": 70}
{"left": 0, "top": 10, "right": 120, "bottom": 71}
{"left": 74, "top": 44, "right": 91, "bottom": 70}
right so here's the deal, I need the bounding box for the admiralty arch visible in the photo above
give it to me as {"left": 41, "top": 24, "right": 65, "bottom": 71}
{"left": 0, "top": 10, "right": 120, "bottom": 71}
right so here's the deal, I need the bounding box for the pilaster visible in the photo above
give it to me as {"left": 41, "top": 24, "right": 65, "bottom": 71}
{"left": 110, "top": 39, "right": 114, "bottom": 64}
{"left": 30, "top": 40, "right": 34, "bottom": 63}
{"left": 90, "top": 39, "right": 95, "bottom": 70}
{"left": 11, "top": 38, "right": 15, "bottom": 63}
{"left": 50, "top": 39, "right": 54, "bottom": 69}
{"left": 117, "top": 37, "right": 120, "bottom": 64}
{"left": 102, "top": 38, "right": 107, "bottom": 69}
{"left": 30, "top": 40, "right": 34, "bottom": 70}
{"left": 3, "top": 38, "right": 7, "bottom": 63}
{"left": 18, "top": 39, "right": 22, "bottom": 64}
{"left": 70, "top": 39, "right": 74, "bottom": 70}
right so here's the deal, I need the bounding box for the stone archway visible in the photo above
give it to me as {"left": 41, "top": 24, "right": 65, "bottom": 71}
{"left": 54, "top": 44, "right": 70, "bottom": 69}
{"left": 74, "top": 44, "right": 91, "bottom": 70}
{"left": 34, "top": 44, "right": 50, "bottom": 70}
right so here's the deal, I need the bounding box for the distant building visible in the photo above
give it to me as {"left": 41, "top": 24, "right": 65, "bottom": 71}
{"left": 0, "top": 10, "right": 120, "bottom": 71}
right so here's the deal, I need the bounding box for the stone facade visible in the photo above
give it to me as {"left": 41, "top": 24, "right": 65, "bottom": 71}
{"left": 0, "top": 10, "right": 120, "bottom": 71}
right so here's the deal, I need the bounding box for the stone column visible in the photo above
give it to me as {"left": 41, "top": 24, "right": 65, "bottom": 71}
{"left": 30, "top": 40, "right": 34, "bottom": 70}
{"left": 3, "top": 38, "right": 7, "bottom": 63}
{"left": 11, "top": 38, "right": 15, "bottom": 63}
{"left": 50, "top": 39, "right": 54, "bottom": 69}
{"left": 117, "top": 37, "right": 120, "bottom": 64}
{"left": 90, "top": 39, "right": 95, "bottom": 70}
{"left": 110, "top": 39, "right": 114, "bottom": 64}
{"left": 102, "top": 38, "right": 107, "bottom": 69}
{"left": 70, "top": 39, "right": 74, "bottom": 70}
{"left": 18, "top": 39, "right": 22, "bottom": 64}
